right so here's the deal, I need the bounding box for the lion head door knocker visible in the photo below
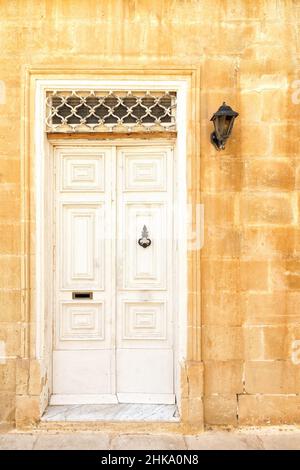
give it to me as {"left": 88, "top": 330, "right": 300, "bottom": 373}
{"left": 138, "top": 225, "right": 152, "bottom": 249}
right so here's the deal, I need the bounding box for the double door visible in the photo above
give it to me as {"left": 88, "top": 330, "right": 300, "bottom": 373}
{"left": 51, "top": 144, "right": 175, "bottom": 405}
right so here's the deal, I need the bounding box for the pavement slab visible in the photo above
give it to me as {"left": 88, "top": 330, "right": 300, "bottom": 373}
{"left": 110, "top": 434, "right": 187, "bottom": 450}
{"left": 0, "top": 428, "right": 300, "bottom": 450}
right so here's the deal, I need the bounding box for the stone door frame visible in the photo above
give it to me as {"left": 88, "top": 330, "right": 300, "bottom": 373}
{"left": 18, "top": 66, "right": 203, "bottom": 432}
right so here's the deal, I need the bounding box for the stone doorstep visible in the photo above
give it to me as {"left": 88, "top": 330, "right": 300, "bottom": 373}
{"left": 41, "top": 403, "right": 180, "bottom": 423}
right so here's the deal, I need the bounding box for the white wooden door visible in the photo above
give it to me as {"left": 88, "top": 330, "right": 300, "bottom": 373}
{"left": 51, "top": 144, "right": 175, "bottom": 405}
{"left": 116, "top": 147, "right": 174, "bottom": 404}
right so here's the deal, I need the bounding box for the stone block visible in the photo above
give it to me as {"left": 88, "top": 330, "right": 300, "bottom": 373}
{"left": 240, "top": 261, "right": 269, "bottom": 291}
{"left": 0, "top": 190, "right": 20, "bottom": 222}
{"left": 201, "top": 260, "right": 238, "bottom": 291}
{"left": 201, "top": 158, "right": 243, "bottom": 192}
{"left": 202, "top": 291, "right": 242, "bottom": 326}
{"left": 0, "top": 256, "right": 20, "bottom": 289}
{"left": 269, "top": 260, "right": 300, "bottom": 291}
{"left": 181, "top": 396, "right": 204, "bottom": 429}
{"left": 181, "top": 361, "right": 204, "bottom": 399}
{"left": 262, "top": 89, "right": 288, "bottom": 122}
{"left": 0, "top": 223, "right": 20, "bottom": 254}
{"left": 0, "top": 360, "right": 16, "bottom": 392}
{"left": 244, "top": 361, "right": 300, "bottom": 394}
{"left": 239, "top": 395, "right": 300, "bottom": 425}
{"left": 240, "top": 92, "right": 263, "bottom": 122}
{"left": 0, "top": 392, "right": 15, "bottom": 423}
{"left": 239, "top": 194, "right": 293, "bottom": 225}
{"left": 243, "top": 159, "right": 294, "bottom": 191}
{"left": 16, "top": 358, "right": 29, "bottom": 395}
{"left": 204, "top": 361, "right": 243, "bottom": 394}
{"left": 28, "top": 360, "right": 42, "bottom": 396}
{"left": 271, "top": 124, "right": 299, "bottom": 157}
{"left": 241, "top": 227, "right": 295, "bottom": 259}
{"left": 240, "top": 74, "right": 288, "bottom": 92}
{"left": 0, "top": 291, "right": 21, "bottom": 322}
{"left": 15, "top": 395, "right": 40, "bottom": 428}
{"left": 202, "top": 194, "right": 235, "bottom": 225}
{"left": 242, "top": 291, "right": 300, "bottom": 325}
{"left": 201, "top": 57, "right": 237, "bottom": 90}
{"left": 204, "top": 395, "right": 238, "bottom": 426}
{"left": 202, "top": 226, "right": 241, "bottom": 258}
{"left": 0, "top": 323, "right": 21, "bottom": 356}
{"left": 202, "top": 326, "right": 243, "bottom": 361}
{"left": 240, "top": 124, "right": 270, "bottom": 156}
{"left": 0, "top": 159, "right": 20, "bottom": 185}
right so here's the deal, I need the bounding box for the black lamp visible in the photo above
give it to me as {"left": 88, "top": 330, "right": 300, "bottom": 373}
{"left": 210, "top": 102, "right": 239, "bottom": 150}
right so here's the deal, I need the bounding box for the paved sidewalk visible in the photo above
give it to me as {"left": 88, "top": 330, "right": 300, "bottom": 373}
{"left": 0, "top": 427, "right": 300, "bottom": 450}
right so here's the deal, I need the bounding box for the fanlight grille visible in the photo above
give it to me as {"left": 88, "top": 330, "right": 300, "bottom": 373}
{"left": 46, "top": 90, "right": 177, "bottom": 133}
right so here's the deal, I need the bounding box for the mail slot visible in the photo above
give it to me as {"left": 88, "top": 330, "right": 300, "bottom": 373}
{"left": 72, "top": 292, "right": 93, "bottom": 300}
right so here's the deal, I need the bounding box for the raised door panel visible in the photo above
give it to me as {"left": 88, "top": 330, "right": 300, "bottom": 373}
{"left": 55, "top": 301, "right": 108, "bottom": 350}
{"left": 116, "top": 299, "right": 171, "bottom": 349}
{"left": 123, "top": 151, "right": 167, "bottom": 191}
{"left": 122, "top": 301, "right": 167, "bottom": 340}
{"left": 60, "top": 302, "right": 104, "bottom": 341}
{"left": 60, "top": 204, "right": 104, "bottom": 291}
{"left": 123, "top": 202, "right": 167, "bottom": 290}
{"left": 60, "top": 154, "right": 105, "bottom": 192}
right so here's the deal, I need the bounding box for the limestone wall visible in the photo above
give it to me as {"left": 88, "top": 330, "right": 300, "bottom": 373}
{"left": 0, "top": 0, "right": 299, "bottom": 427}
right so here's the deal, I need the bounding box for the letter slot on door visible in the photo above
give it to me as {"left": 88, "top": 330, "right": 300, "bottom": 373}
{"left": 72, "top": 292, "right": 93, "bottom": 300}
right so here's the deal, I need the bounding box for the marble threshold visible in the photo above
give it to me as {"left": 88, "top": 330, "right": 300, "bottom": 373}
{"left": 42, "top": 404, "right": 180, "bottom": 422}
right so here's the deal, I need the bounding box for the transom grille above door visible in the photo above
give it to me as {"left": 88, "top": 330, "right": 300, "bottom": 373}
{"left": 46, "top": 90, "right": 177, "bottom": 133}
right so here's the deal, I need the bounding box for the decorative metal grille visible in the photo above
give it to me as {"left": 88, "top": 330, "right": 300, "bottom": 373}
{"left": 46, "top": 90, "right": 177, "bottom": 133}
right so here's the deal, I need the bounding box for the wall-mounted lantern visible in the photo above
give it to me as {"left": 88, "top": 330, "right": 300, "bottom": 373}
{"left": 210, "top": 102, "right": 239, "bottom": 150}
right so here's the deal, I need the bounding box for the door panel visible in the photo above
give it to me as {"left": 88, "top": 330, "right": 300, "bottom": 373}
{"left": 52, "top": 349, "right": 115, "bottom": 395}
{"left": 123, "top": 151, "right": 167, "bottom": 191}
{"left": 123, "top": 202, "right": 167, "bottom": 289}
{"left": 55, "top": 301, "right": 105, "bottom": 350}
{"left": 122, "top": 301, "right": 167, "bottom": 340}
{"left": 60, "top": 204, "right": 104, "bottom": 290}
{"left": 60, "top": 154, "right": 105, "bottom": 192}
{"left": 116, "top": 349, "right": 174, "bottom": 403}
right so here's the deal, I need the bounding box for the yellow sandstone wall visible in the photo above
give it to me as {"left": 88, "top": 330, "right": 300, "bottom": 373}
{"left": 0, "top": 0, "right": 300, "bottom": 428}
